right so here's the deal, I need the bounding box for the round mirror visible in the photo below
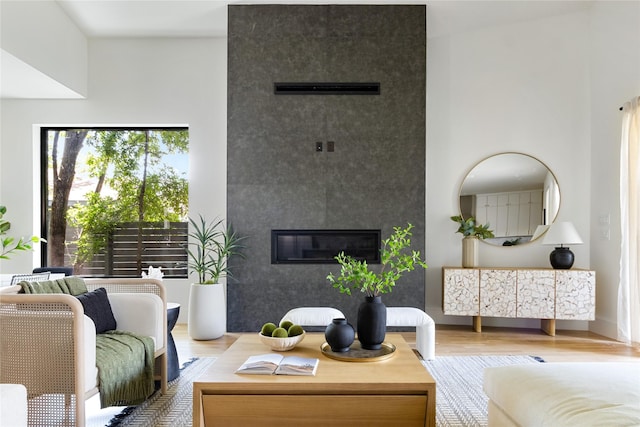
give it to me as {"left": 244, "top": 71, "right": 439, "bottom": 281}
{"left": 459, "top": 152, "right": 560, "bottom": 246}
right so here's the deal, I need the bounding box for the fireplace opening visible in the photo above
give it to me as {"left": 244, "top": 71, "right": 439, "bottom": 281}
{"left": 271, "top": 230, "right": 381, "bottom": 264}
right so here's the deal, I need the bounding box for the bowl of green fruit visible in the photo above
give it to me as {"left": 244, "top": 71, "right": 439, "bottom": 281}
{"left": 259, "top": 320, "right": 306, "bottom": 351}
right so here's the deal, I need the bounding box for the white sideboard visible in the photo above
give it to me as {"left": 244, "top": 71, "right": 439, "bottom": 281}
{"left": 442, "top": 267, "right": 595, "bottom": 336}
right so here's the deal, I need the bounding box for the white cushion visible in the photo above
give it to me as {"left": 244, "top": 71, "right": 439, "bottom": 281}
{"left": 386, "top": 307, "right": 433, "bottom": 326}
{"left": 0, "top": 384, "right": 27, "bottom": 426}
{"left": 483, "top": 362, "right": 640, "bottom": 426}
{"left": 108, "top": 293, "right": 164, "bottom": 350}
{"left": 84, "top": 294, "right": 163, "bottom": 391}
{"left": 83, "top": 315, "right": 98, "bottom": 392}
{"left": 280, "top": 307, "right": 345, "bottom": 327}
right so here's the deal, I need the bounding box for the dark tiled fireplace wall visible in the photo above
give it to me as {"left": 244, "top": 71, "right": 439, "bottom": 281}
{"left": 227, "top": 5, "right": 426, "bottom": 331}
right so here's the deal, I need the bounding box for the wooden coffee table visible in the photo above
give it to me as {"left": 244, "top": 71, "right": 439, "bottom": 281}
{"left": 193, "top": 333, "right": 435, "bottom": 427}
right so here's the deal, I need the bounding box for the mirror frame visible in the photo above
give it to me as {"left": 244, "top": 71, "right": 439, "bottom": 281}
{"left": 458, "top": 152, "right": 560, "bottom": 246}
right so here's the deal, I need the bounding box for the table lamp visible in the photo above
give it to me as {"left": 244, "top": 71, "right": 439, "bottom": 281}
{"left": 542, "top": 221, "right": 583, "bottom": 269}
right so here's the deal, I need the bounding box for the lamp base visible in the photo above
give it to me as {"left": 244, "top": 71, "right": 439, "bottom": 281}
{"left": 549, "top": 247, "right": 574, "bottom": 269}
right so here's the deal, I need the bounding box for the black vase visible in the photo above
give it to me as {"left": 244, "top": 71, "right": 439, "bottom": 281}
{"left": 324, "top": 318, "right": 355, "bottom": 352}
{"left": 357, "top": 296, "right": 387, "bottom": 350}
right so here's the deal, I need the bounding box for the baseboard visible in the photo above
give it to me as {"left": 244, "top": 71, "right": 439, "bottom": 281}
{"left": 589, "top": 317, "right": 619, "bottom": 340}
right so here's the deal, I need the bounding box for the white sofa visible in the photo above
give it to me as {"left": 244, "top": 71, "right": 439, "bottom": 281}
{"left": 280, "top": 307, "right": 346, "bottom": 328}
{"left": 386, "top": 307, "right": 436, "bottom": 360}
{"left": 0, "top": 383, "right": 28, "bottom": 426}
{"left": 0, "top": 278, "right": 167, "bottom": 427}
{"left": 483, "top": 362, "right": 640, "bottom": 426}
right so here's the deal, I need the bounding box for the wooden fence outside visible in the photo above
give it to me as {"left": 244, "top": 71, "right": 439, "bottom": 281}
{"left": 70, "top": 221, "right": 188, "bottom": 278}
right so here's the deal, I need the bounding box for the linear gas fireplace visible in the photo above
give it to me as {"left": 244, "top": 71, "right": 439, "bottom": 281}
{"left": 271, "top": 229, "right": 381, "bottom": 264}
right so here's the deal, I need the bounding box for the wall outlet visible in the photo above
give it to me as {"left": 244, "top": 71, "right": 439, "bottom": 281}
{"left": 598, "top": 214, "right": 610, "bottom": 225}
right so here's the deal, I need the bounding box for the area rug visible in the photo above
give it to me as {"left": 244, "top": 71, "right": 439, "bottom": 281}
{"left": 87, "top": 357, "right": 217, "bottom": 427}
{"left": 89, "top": 355, "right": 542, "bottom": 427}
{"left": 422, "top": 355, "right": 544, "bottom": 427}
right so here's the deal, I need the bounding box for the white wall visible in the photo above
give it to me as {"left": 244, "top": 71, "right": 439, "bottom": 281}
{"left": 0, "top": 37, "right": 227, "bottom": 321}
{"left": 426, "top": 3, "right": 640, "bottom": 338}
{"left": 426, "top": 10, "right": 593, "bottom": 330}
{"left": 1, "top": 0, "right": 88, "bottom": 97}
{"left": 588, "top": 1, "right": 640, "bottom": 339}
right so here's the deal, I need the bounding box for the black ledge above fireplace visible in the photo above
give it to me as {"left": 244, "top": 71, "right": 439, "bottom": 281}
{"left": 271, "top": 229, "right": 381, "bottom": 264}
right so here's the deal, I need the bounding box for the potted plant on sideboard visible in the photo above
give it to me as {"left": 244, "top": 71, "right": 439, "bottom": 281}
{"left": 326, "top": 223, "right": 427, "bottom": 350}
{"left": 187, "top": 215, "right": 246, "bottom": 340}
{"left": 450, "top": 215, "right": 494, "bottom": 268}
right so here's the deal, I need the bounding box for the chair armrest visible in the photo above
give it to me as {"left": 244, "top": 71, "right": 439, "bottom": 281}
{"left": 0, "top": 294, "right": 89, "bottom": 398}
{"left": 0, "top": 285, "right": 21, "bottom": 294}
{"left": 85, "top": 278, "right": 166, "bottom": 303}
{"left": 109, "top": 293, "right": 165, "bottom": 351}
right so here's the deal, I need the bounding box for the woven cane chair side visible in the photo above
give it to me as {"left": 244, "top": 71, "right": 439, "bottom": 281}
{"left": 84, "top": 277, "right": 165, "bottom": 300}
{"left": 0, "top": 293, "right": 89, "bottom": 427}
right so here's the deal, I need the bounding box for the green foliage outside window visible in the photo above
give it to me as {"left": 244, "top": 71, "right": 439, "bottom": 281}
{"left": 46, "top": 128, "right": 189, "bottom": 276}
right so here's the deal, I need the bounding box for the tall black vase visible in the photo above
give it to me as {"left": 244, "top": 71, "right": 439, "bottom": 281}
{"left": 357, "top": 296, "right": 387, "bottom": 350}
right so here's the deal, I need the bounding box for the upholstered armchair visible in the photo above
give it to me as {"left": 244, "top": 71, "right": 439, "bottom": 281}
{"left": 0, "top": 278, "right": 167, "bottom": 427}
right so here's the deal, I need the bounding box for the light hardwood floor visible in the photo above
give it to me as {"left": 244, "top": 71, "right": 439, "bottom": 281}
{"left": 173, "top": 324, "right": 639, "bottom": 363}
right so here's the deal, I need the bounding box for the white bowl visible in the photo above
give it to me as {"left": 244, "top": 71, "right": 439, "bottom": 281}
{"left": 258, "top": 331, "right": 306, "bottom": 351}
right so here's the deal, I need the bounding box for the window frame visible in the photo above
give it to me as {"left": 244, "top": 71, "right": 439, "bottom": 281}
{"left": 39, "top": 126, "right": 189, "bottom": 277}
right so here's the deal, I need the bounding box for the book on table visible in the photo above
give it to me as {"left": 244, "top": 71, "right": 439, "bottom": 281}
{"left": 235, "top": 353, "right": 319, "bottom": 376}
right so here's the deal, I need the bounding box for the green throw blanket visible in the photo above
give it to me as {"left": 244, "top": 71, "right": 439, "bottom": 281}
{"left": 19, "top": 276, "right": 88, "bottom": 295}
{"left": 96, "top": 331, "right": 155, "bottom": 408}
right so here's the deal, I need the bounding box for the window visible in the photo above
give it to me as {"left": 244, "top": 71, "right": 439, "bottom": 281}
{"left": 41, "top": 127, "right": 189, "bottom": 278}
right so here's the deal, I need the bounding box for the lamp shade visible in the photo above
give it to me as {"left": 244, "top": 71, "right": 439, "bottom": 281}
{"left": 542, "top": 222, "right": 583, "bottom": 246}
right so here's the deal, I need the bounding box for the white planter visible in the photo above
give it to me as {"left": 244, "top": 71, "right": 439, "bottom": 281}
{"left": 462, "top": 236, "right": 479, "bottom": 268}
{"left": 188, "top": 283, "right": 226, "bottom": 340}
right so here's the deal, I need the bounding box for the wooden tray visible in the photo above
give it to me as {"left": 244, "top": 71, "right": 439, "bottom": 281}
{"left": 320, "top": 341, "right": 396, "bottom": 362}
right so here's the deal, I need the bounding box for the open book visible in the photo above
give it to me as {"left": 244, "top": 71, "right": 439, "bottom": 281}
{"left": 235, "top": 353, "right": 319, "bottom": 376}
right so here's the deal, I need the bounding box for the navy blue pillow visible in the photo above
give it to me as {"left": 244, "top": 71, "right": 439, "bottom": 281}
{"left": 76, "top": 287, "right": 117, "bottom": 333}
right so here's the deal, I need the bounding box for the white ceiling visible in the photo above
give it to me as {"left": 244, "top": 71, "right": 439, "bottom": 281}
{"left": 2, "top": 0, "right": 593, "bottom": 99}
{"left": 55, "top": 0, "right": 592, "bottom": 39}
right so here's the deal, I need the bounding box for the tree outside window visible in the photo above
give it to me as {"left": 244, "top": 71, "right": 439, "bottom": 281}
{"left": 42, "top": 128, "right": 189, "bottom": 277}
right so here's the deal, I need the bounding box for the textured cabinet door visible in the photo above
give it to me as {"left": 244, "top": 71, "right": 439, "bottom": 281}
{"left": 442, "top": 268, "right": 479, "bottom": 316}
{"left": 443, "top": 267, "right": 596, "bottom": 335}
{"left": 480, "top": 269, "right": 517, "bottom": 317}
{"left": 517, "top": 270, "right": 555, "bottom": 318}
{"left": 555, "top": 270, "right": 596, "bottom": 320}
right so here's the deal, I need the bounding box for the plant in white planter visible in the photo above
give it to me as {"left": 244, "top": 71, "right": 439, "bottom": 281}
{"left": 187, "top": 215, "right": 245, "bottom": 340}
{"left": 450, "top": 215, "right": 494, "bottom": 267}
